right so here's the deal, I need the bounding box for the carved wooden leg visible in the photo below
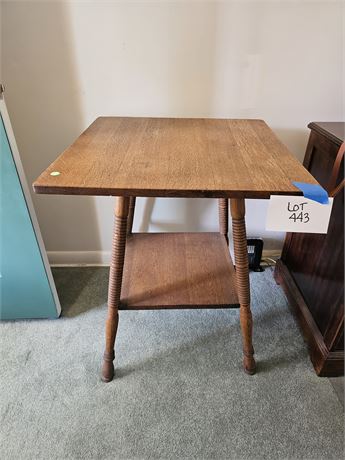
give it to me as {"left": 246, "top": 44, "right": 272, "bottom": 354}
{"left": 218, "top": 198, "right": 229, "bottom": 244}
{"left": 127, "top": 196, "right": 136, "bottom": 235}
{"left": 102, "top": 197, "right": 130, "bottom": 382}
{"left": 230, "top": 198, "right": 256, "bottom": 375}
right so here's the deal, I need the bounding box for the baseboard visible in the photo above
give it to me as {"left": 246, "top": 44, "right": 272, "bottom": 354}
{"left": 48, "top": 248, "right": 281, "bottom": 267}
{"left": 262, "top": 249, "right": 281, "bottom": 260}
{"left": 48, "top": 251, "right": 111, "bottom": 266}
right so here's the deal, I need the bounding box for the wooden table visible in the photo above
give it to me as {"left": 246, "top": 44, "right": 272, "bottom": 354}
{"left": 34, "top": 118, "right": 317, "bottom": 382}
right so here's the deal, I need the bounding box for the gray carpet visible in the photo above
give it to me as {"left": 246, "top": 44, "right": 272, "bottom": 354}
{"left": 0, "top": 267, "right": 343, "bottom": 460}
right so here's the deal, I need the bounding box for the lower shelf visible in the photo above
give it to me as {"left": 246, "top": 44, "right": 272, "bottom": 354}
{"left": 120, "top": 232, "right": 239, "bottom": 310}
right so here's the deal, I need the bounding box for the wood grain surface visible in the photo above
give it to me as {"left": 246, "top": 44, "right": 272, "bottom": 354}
{"left": 120, "top": 232, "right": 239, "bottom": 309}
{"left": 33, "top": 117, "right": 317, "bottom": 198}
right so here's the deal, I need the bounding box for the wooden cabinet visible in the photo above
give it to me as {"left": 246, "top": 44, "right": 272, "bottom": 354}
{"left": 275, "top": 122, "right": 344, "bottom": 376}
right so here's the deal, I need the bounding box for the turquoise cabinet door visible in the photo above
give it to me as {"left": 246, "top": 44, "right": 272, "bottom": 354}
{"left": 0, "top": 114, "right": 59, "bottom": 319}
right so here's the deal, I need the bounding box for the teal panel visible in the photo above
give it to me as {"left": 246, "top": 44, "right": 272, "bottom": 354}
{"left": 0, "top": 115, "right": 58, "bottom": 319}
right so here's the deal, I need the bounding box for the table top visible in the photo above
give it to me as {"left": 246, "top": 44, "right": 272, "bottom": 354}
{"left": 33, "top": 117, "right": 317, "bottom": 199}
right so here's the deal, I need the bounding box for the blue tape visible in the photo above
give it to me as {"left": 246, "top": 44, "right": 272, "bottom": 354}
{"left": 292, "top": 181, "right": 329, "bottom": 204}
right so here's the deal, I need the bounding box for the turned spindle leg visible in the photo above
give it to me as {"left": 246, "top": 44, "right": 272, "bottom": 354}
{"left": 218, "top": 198, "right": 229, "bottom": 244}
{"left": 102, "top": 197, "right": 130, "bottom": 382}
{"left": 127, "top": 197, "right": 136, "bottom": 235}
{"left": 230, "top": 198, "right": 256, "bottom": 375}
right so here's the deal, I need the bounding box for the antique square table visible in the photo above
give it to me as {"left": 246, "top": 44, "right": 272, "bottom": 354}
{"left": 34, "top": 118, "right": 317, "bottom": 382}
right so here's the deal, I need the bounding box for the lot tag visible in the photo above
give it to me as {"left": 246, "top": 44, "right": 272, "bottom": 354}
{"left": 266, "top": 196, "right": 334, "bottom": 234}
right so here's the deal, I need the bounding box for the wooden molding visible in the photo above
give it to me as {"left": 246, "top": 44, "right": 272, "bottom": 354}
{"left": 274, "top": 260, "right": 344, "bottom": 376}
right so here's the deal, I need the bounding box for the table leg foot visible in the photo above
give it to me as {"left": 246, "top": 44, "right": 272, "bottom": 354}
{"left": 102, "top": 308, "right": 119, "bottom": 382}
{"left": 240, "top": 304, "right": 256, "bottom": 374}
{"left": 102, "top": 350, "right": 115, "bottom": 382}
{"left": 243, "top": 359, "right": 256, "bottom": 375}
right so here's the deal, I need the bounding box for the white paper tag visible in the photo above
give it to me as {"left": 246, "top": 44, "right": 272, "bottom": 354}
{"left": 266, "top": 196, "right": 334, "bottom": 234}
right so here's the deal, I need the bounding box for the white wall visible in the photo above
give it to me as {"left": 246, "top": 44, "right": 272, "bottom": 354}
{"left": 2, "top": 1, "right": 343, "bottom": 264}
